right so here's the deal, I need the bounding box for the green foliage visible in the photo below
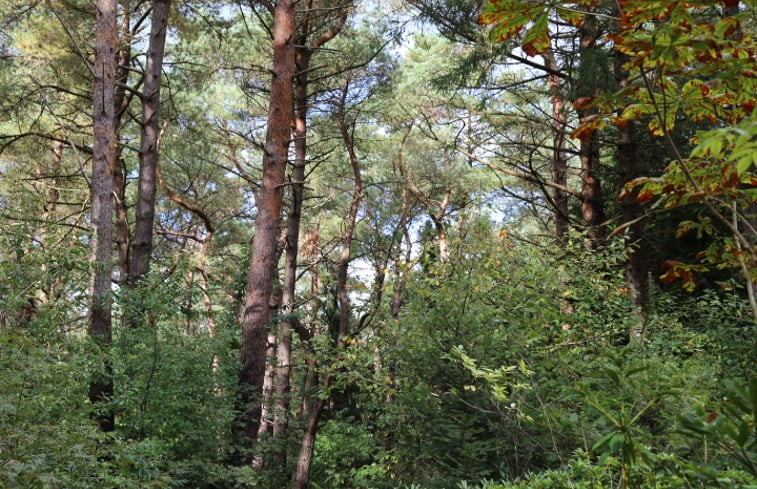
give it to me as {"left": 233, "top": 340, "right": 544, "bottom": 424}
{"left": 2, "top": 1, "right": 756, "bottom": 488}
{"left": 310, "top": 419, "right": 389, "bottom": 489}
{"left": 576, "top": 348, "right": 686, "bottom": 489}
{"left": 679, "top": 377, "right": 757, "bottom": 480}
{"left": 0, "top": 328, "right": 179, "bottom": 488}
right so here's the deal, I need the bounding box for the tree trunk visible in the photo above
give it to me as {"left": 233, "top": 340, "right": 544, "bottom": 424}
{"left": 114, "top": 157, "right": 130, "bottom": 283}
{"left": 291, "top": 76, "right": 362, "bottom": 489}
{"left": 253, "top": 329, "right": 278, "bottom": 466}
{"left": 272, "top": 46, "right": 311, "bottom": 441}
{"left": 129, "top": 0, "right": 171, "bottom": 287}
{"left": 33, "top": 141, "right": 63, "bottom": 310}
{"left": 578, "top": 10, "right": 605, "bottom": 248}
{"left": 335, "top": 79, "right": 362, "bottom": 343}
{"left": 579, "top": 123, "right": 604, "bottom": 247}
{"left": 391, "top": 127, "right": 414, "bottom": 318}
{"left": 274, "top": 0, "right": 347, "bottom": 440}
{"left": 113, "top": 5, "right": 131, "bottom": 284}
{"left": 88, "top": 0, "right": 118, "bottom": 432}
{"left": 614, "top": 49, "right": 648, "bottom": 342}
{"left": 543, "top": 49, "right": 570, "bottom": 243}
{"left": 238, "top": 0, "right": 296, "bottom": 458}
{"left": 292, "top": 394, "right": 327, "bottom": 489}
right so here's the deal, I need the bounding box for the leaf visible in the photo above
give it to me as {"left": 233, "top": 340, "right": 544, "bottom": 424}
{"left": 521, "top": 14, "right": 550, "bottom": 57}
{"left": 571, "top": 114, "right": 604, "bottom": 141}
{"left": 620, "top": 103, "right": 653, "bottom": 121}
{"left": 490, "top": 23, "right": 524, "bottom": 43}
{"left": 608, "top": 432, "right": 624, "bottom": 453}
{"left": 636, "top": 187, "right": 655, "bottom": 204}
{"left": 648, "top": 104, "right": 678, "bottom": 136}
{"left": 715, "top": 17, "right": 740, "bottom": 38}
{"left": 592, "top": 430, "right": 618, "bottom": 452}
{"left": 736, "top": 153, "right": 756, "bottom": 177}
{"left": 558, "top": 7, "right": 584, "bottom": 27}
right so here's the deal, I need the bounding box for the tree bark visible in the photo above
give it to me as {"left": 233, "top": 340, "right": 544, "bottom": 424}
{"left": 291, "top": 76, "right": 362, "bottom": 489}
{"left": 274, "top": 3, "right": 347, "bottom": 445}
{"left": 292, "top": 393, "right": 327, "bottom": 489}
{"left": 614, "top": 48, "right": 648, "bottom": 341}
{"left": 88, "top": 0, "right": 118, "bottom": 432}
{"left": 543, "top": 49, "right": 570, "bottom": 243}
{"left": 577, "top": 10, "right": 605, "bottom": 248}
{"left": 128, "top": 0, "right": 171, "bottom": 287}
{"left": 238, "top": 0, "right": 296, "bottom": 458}
{"left": 113, "top": 5, "right": 132, "bottom": 285}
{"left": 272, "top": 46, "right": 311, "bottom": 441}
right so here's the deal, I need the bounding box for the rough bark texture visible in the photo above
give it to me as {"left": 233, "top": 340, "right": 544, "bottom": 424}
{"left": 543, "top": 49, "right": 570, "bottom": 243}
{"left": 113, "top": 6, "right": 132, "bottom": 284}
{"left": 129, "top": 0, "right": 170, "bottom": 287}
{"left": 274, "top": 3, "right": 346, "bottom": 443}
{"left": 614, "top": 49, "right": 648, "bottom": 341}
{"left": 88, "top": 0, "right": 118, "bottom": 432}
{"left": 577, "top": 11, "right": 605, "bottom": 248}
{"left": 272, "top": 46, "right": 311, "bottom": 441}
{"left": 238, "top": 0, "right": 296, "bottom": 457}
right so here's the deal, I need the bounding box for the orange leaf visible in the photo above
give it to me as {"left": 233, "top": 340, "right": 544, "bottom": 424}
{"left": 574, "top": 96, "right": 597, "bottom": 110}
{"left": 659, "top": 269, "right": 678, "bottom": 285}
{"left": 571, "top": 124, "right": 594, "bottom": 142}
{"left": 637, "top": 188, "right": 655, "bottom": 203}
{"left": 661, "top": 259, "right": 683, "bottom": 270}
{"left": 722, "top": 166, "right": 740, "bottom": 187}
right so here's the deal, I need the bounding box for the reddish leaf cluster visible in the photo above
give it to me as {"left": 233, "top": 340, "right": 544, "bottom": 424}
{"left": 660, "top": 260, "right": 698, "bottom": 291}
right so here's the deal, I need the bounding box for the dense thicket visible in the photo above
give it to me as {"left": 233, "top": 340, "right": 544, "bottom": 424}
{"left": 0, "top": 1, "right": 755, "bottom": 488}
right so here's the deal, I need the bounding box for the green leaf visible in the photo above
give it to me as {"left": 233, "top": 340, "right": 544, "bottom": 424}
{"left": 521, "top": 14, "right": 550, "bottom": 56}
{"left": 592, "top": 430, "right": 618, "bottom": 452}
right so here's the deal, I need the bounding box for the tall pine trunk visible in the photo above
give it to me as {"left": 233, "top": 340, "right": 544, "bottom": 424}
{"left": 88, "top": 0, "right": 118, "bottom": 432}
{"left": 291, "top": 77, "right": 362, "bottom": 489}
{"left": 274, "top": 3, "right": 348, "bottom": 445}
{"left": 128, "top": 0, "right": 170, "bottom": 288}
{"left": 577, "top": 10, "right": 605, "bottom": 248}
{"left": 238, "top": 0, "right": 296, "bottom": 458}
{"left": 543, "top": 49, "right": 570, "bottom": 243}
{"left": 272, "top": 47, "right": 310, "bottom": 442}
{"left": 113, "top": 5, "right": 132, "bottom": 285}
